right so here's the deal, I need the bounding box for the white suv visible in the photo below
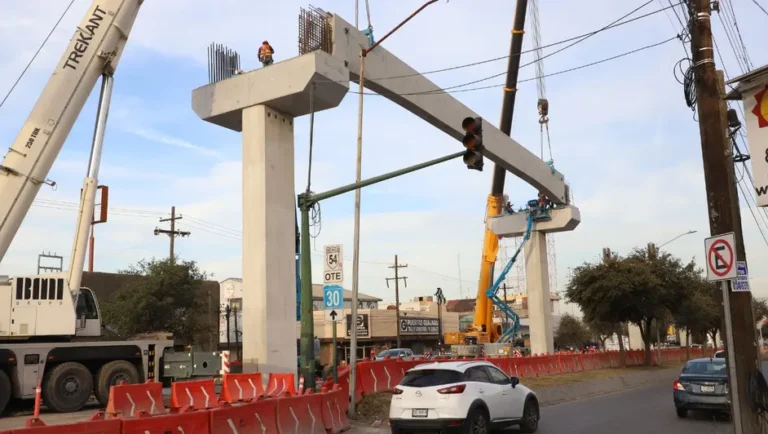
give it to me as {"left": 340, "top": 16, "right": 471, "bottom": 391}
{"left": 389, "top": 361, "right": 539, "bottom": 433}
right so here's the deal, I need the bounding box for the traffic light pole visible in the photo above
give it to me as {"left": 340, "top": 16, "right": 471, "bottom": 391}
{"left": 349, "top": 0, "right": 438, "bottom": 416}
{"left": 298, "top": 150, "right": 463, "bottom": 389}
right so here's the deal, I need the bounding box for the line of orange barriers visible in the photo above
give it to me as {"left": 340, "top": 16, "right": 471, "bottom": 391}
{"left": 1, "top": 372, "right": 350, "bottom": 434}
{"left": 2, "top": 347, "right": 710, "bottom": 433}
{"left": 352, "top": 347, "right": 714, "bottom": 398}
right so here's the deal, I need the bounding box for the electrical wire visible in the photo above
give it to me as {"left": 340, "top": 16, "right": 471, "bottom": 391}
{"left": 353, "top": 35, "right": 678, "bottom": 97}
{"left": 394, "top": 0, "right": 661, "bottom": 95}
{"left": 751, "top": 0, "right": 768, "bottom": 17}
{"left": 320, "top": 1, "right": 681, "bottom": 86}
{"left": 0, "top": 0, "right": 77, "bottom": 109}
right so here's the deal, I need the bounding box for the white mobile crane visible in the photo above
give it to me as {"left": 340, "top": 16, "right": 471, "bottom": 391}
{"left": 0, "top": 0, "right": 173, "bottom": 414}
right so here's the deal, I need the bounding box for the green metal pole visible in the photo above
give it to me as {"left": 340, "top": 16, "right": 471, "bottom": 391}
{"left": 299, "top": 200, "right": 315, "bottom": 389}
{"left": 296, "top": 149, "right": 463, "bottom": 390}
{"left": 333, "top": 320, "right": 338, "bottom": 384}
{"left": 314, "top": 151, "right": 464, "bottom": 202}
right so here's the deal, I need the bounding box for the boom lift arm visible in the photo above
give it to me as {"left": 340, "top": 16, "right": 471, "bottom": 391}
{"left": 0, "top": 0, "right": 144, "bottom": 281}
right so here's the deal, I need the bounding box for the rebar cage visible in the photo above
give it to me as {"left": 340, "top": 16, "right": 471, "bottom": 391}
{"left": 298, "top": 5, "right": 332, "bottom": 55}
{"left": 207, "top": 43, "right": 241, "bottom": 85}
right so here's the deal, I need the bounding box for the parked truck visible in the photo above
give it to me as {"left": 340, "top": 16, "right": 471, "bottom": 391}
{"left": 0, "top": 0, "right": 176, "bottom": 414}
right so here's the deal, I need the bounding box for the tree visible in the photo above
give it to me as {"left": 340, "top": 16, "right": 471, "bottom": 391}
{"left": 101, "top": 258, "right": 208, "bottom": 344}
{"left": 567, "top": 246, "right": 697, "bottom": 366}
{"left": 674, "top": 274, "right": 721, "bottom": 356}
{"left": 566, "top": 251, "right": 654, "bottom": 366}
{"left": 624, "top": 245, "right": 697, "bottom": 365}
{"left": 554, "top": 314, "right": 591, "bottom": 349}
{"left": 588, "top": 320, "right": 620, "bottom": 350}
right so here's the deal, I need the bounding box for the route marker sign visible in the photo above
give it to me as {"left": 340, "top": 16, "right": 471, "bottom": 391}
{"left": 324, "top": 284, "right": 344, "bottom": 323}
{"left": 734, "top": 261, "right": 751, "bottom": 292}
{"left": 704, "top": 232, "right": 737, "bottom": 281}
{"left": 323, "top": 244, "right": 343, "bottom": 284}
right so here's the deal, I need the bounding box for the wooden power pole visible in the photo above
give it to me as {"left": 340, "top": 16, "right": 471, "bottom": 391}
{"left": 689, "top": 0, "right": 759, "bottom": 432}
{"left": 154, "top": 206, "right": 190, "bottom": 264}
{"left": 386, "top": 255, "right": 408, "bottom": 348}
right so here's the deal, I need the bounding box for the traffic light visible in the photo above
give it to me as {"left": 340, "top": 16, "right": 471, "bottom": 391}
{"left": 461, "top": 116, "right": 484, "bottom": 171}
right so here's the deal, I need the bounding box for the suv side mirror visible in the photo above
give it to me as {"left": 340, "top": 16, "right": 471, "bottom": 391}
{"left": 510, "top": 376, "right": 520, "bottom": 388}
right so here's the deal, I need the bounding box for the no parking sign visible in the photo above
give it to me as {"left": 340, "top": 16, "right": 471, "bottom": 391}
{"left": 704, "top": 232, "right": 737, "bottom": 281}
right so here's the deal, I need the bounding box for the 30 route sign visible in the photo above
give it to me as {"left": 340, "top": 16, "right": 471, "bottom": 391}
{"left": 323, "top": 244, "right": 343, "bottom": 284}
{"left": 704, "top": 232, "right": 737, "bottom": 281}
{"left": 323, "top": 285, "right": 343, "bottom": 310}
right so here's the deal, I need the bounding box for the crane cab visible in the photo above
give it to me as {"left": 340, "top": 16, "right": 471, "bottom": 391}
{"left": 0, "top": 274, "right": 88, "bottom": 339}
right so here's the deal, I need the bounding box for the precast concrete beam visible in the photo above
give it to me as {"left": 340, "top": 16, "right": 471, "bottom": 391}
{"left": 488, "top": 206, "right": 581, "bottom": 238}
{"left": 192, "top": 50, "right": 349, "bottom": 131}
{"left": 329, "top": 15, "right": 568, "bottom": 204}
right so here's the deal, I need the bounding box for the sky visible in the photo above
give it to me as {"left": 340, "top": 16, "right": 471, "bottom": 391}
{"left": 1, "top": 0, "right": 767, "bottom": 313}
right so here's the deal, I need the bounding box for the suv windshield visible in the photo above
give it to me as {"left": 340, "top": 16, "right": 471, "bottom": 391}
{"left": 400, "top": 369, "right": 464, "bottom": 387}
{"left": 683, "top": 360, "right": 727, "bottom": 375}
{"left": 377, "top": 349, "right": 401, "bottom": 358}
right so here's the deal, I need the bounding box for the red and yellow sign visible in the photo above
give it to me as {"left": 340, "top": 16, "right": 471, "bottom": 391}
{"left": 753, "top": 85, "right": 768, "bottom": 128}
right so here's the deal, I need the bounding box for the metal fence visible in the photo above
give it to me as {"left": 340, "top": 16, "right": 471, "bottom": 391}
{"left": 298, "top": 5, "right": 333, "bottom": 55}
{"left": 207, "top": 42, "right": 241, "bottom": 85}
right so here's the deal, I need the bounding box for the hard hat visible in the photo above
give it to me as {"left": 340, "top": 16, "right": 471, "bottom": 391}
{"left": 262, "top": 40, "right": 269, "bottom": 44}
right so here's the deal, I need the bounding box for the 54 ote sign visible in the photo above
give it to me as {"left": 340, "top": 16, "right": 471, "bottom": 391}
{"left": 323, "top": 244, "right": 343, "bottom": 284}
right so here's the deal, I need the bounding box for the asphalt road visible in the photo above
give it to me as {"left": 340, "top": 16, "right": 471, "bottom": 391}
{"left": 533, "top": 381, "right": 733, "bottom": 434}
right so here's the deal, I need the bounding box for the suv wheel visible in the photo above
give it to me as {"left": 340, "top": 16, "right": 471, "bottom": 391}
{"left": 519, "top": 398, "right": 540, "bottom": 433}
{"left": 465, "top": 407, "right": 489, "bottom": 434}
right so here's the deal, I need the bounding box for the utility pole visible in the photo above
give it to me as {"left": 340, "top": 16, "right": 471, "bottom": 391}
{"left": 154, "top": 206, "right": 190, "bottom": 264}
{"left": 435, "top": 287, "right": 446, "bottom": 353}
{"left": 224, "top": 305, "right": 232, "bottom": 354}
{"left": 348, "top": 1, "right": 438, "bottom": 416}
{"left": 386, "top": 255, "right": 408, "bottom": 348}
{"left": 689, "top": 0, "right": 759, "bottom": 432}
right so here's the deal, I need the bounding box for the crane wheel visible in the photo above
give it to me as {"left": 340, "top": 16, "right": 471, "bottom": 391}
{"left": 0, "top": 370, "right": 10, "bottom": 414}
{"left": 42, "top": 362, "right": 93, "bottom": 413}
{"left": 95, "top": 360, "right": 140, "bottom": 406}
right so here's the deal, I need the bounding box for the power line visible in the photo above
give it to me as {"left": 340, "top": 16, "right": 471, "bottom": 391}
{"left": 0, "top": 0, "right": 77, "bottom": 108}
{"left": 751, "top": 0, "right": 768, "bottom": 17}
{"left": 354, "top": 35, "right": 678, "bottom": 97}
{"left": 321, "top": 1, "right": 680, "bottom": 86}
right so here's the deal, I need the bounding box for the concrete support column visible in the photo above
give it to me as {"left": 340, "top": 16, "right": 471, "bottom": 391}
{"left": 241, "top": 104, "right": 296, "bottom": 376}
{"left": 524, "top": 231, "right": 554, "bottom": 354}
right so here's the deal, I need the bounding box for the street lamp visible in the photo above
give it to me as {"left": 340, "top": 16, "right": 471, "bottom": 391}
{"left": 657, "top": 230, "right": 697, "bottom": 249}
{"left": 651, "top": 229, "right": 696, "bottom": 365}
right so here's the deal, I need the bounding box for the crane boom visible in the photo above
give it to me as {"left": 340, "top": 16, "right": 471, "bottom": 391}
{"left": 0, "top": 0, "right": 144, "bottom": 265}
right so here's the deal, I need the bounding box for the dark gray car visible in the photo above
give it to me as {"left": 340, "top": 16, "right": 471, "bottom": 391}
{"left": 673, "top": 358, "right": 729, "bottom": 418}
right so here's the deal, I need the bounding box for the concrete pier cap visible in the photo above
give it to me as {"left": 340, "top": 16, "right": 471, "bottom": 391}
{"left": 192, "top": 50, "right": 349, "bottom": 129}
{"left": 189, "top": 49, "right": 349, "bottom": 378}
{"left": 488, "top": 205, "right": 581, "bottom": 238}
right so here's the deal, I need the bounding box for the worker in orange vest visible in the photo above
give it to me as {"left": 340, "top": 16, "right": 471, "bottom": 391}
{"left": 258, "top": 40, "right": 275, "bottom": 67}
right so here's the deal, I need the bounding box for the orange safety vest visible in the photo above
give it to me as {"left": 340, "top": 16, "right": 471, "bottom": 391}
{"left": 259, "top": 44, "right": 272, "bottom": 57}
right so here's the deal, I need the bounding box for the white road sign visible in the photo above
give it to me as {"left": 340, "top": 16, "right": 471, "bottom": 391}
{"left": 704, "top": 232, "right": 737, "bottom": 281}
{"left": 324, "top": 244, "right": 343, "bottom": 272}
{"left": 324, "top": 308, "right": 344, "bottom": 323}
{"left": 741, "top": 83, "right": 768, "bottom": 207}
{"left": 323, "top": 269, "right": 343, "bottom": 285}
{"left": 734, "top": 261, "right": 751, "bottom": 292}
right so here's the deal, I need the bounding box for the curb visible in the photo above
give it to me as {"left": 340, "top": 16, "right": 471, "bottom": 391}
{"left": 535, "top": 367, "right": 680, "bottom": 406}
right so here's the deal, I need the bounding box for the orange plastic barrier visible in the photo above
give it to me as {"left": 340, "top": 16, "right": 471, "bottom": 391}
{"left": 356, "top": 359, "right": 399, "bottom": 395}
{"left": 123, "top": 411, "right": 209, "bottom": 434}
{"left": 105, "top": 381, "right": 165, "bottom": 418}
{"left": 265, "top": 373, "right": 297, "bottom": 397}
{"left": 275, "top": 394, "right": 324, "bottom": 434}
{"left": 209, "top": 398, "right": 279, "bottom": 434}
{"left": 220, "top": 373, "right": 265, "bottom": 403}
{"left": 170, "top": 379, "right": 219, "bottom": 411}
{"left": 321, "top": 386, "right": 351, "bottom": 434}
{"left": 1, "top": 420, "right": 121, "bottom": 434}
